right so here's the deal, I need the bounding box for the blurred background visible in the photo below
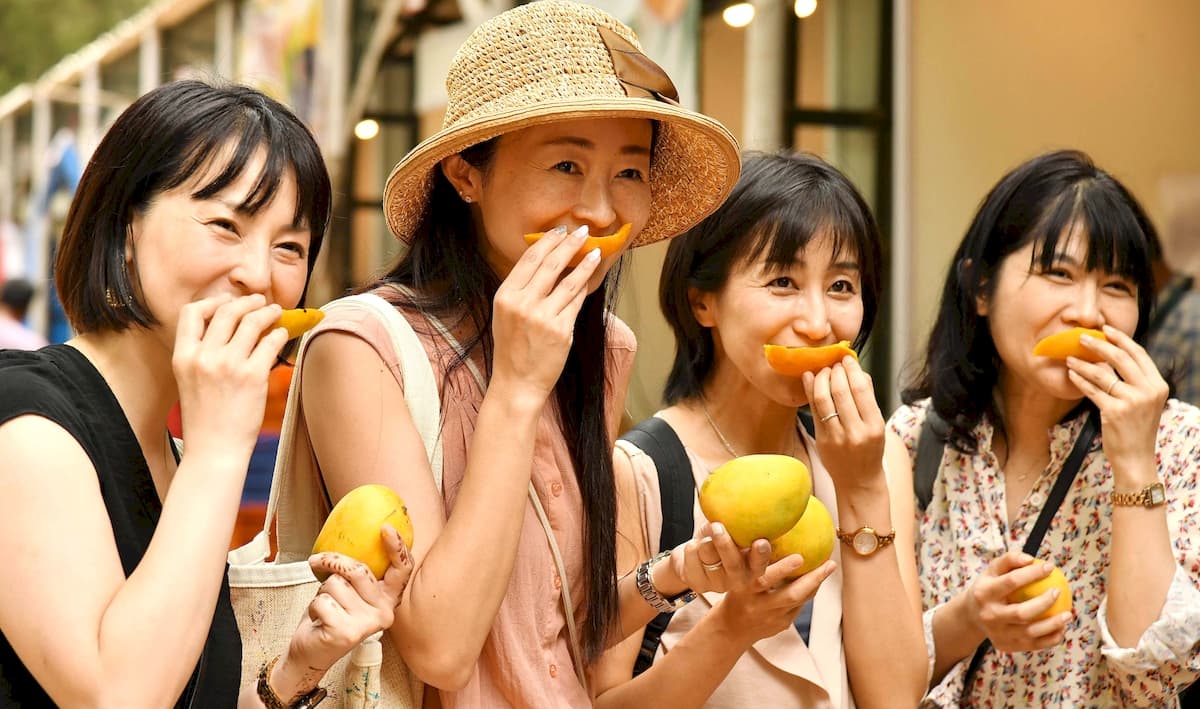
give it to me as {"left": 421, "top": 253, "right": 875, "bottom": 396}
{"left": 1, "top": 0, "right": 1197, "bottom": 543}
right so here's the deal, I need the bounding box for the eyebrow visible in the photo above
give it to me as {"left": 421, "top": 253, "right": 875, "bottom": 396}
{"left": 787, "top": 258, "right": 861, "bottom": 271}
{"left": 541, "top": 136, "right": 651, "bottom": 157}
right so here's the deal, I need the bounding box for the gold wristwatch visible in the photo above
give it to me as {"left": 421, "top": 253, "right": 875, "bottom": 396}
{"left": 1111, "top": 481, "right": 1166, "bottom": 508}
{"left": 836, "top": 526, "right": 896, "bottom": 556}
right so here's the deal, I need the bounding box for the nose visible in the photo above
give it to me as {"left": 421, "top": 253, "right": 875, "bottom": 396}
{"left": 791, "top": 290, "right": 833, "bottom": 342}
{"left": 230, "top": 239, "right": 272, "bottom": 296}
{"left": 1063, "top": 279, "right": 1105, "bottom": 329}
{"left": 571, "top": 175, "right": 617, "bottom": 233}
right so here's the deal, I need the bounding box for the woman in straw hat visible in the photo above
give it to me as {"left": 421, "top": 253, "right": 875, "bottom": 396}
{"left": 295, "top": 1, "right": 756, "bottom": 706}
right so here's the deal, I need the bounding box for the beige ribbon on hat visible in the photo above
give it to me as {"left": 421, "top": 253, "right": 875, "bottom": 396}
{"left": 598, "top": 27, "right": 681, "bottom": 106}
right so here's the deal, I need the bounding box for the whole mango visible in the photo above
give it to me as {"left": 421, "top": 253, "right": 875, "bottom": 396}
{"left": 769, "top": 496, "right": 836, "bottom": 578}
{"left": 699, "top": 454, "right": 813, "bottom": 547}
{"left": 313, "top": 484, "right": 414, "bottom": 579}
{"left": 1007, "top": 563, "right": 1072, "bottom": 620}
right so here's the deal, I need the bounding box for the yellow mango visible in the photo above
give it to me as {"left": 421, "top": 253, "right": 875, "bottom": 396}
{"left": 276, "top": 308, "right": 325, "bottom": 340}
{"left": 699, "top": 454, "right": 812, "bottom": 547}
{"left": 769, "top": 496, "right": 836, "bottom": 579}
{"left": 522, "top": 223, "right": 632, "bottom": 266}
{"left": 1007, "top": 564, "right": 1073, "bottom": 620}
{"left": 1032, "top": 327, "right": 1105, "bottom": 362}
{"left": 764, "top": 341, "right": 857, "bottom": 377}
{"left": 313, "top": 484, "right": 414, "bottom": 579}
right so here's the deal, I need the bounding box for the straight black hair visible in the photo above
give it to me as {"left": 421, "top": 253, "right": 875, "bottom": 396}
{"left": 56, "top": 79, "right": 331, "bottom": 335}
{"left": 369, "top": 137, "right": 622, "bottom": 661}
{"left": 903, "top": 149, "right": 1159, "bottom": 453}
{"left": 659, "top": 150, "right": 883, "bottom": 405}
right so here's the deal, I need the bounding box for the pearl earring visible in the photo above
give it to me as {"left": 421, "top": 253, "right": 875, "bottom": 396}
{"left": 462, "top": 194, "right": 473, "bottom": 203}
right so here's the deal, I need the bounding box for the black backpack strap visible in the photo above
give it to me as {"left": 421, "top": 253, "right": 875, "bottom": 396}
{"left": 618, "top": 417, "right": 695, "bottom": 677}
{"left": 960, "top": 411, "right": 1098, "bottom": 699}
{"left": 798, "top": 409, "right": 815, "bottom": 438}
{"left": 914, "top": 408, "right": 949, "bottom": 512}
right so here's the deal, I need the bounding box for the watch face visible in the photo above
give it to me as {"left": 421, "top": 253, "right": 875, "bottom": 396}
{"left": 1149, "top": 484, "right": 1166, "bottom": 506}
{"left": 852, "top": 529, "right": 879, "bottom": 555}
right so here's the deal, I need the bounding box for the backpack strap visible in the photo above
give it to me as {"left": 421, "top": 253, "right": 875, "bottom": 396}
{"left": 914, "top": 408, "right": 949, "bottom": 512}
{"left": 618, "top": 417, "right": 694, "bottom": 677}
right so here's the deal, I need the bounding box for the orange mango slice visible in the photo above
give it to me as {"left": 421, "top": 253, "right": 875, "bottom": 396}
{"left": 276, "top": 308, "right": 325, "bottom": 340}
{"left": 522, "top": 223, "right": 633, "bottom": 266}
{"left": 1032, "top": 327, "right": 1105, "bottom": 362}
{"left": 764, "top": 341, "right": 857, "bottom": 377}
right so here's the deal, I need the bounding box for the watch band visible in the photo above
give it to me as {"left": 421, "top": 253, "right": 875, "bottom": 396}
{"left": 1112, "top": 481, "right": 1166, "bottom": 508}
{"left": 257, "top": 656, "right": 328, "bottom": 709}
{"left": 635, "top": 549, "right": 696, "bottom": 613}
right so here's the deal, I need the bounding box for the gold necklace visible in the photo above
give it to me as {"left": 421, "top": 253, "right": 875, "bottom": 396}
{"left": 699, "top": 397, "right": 798, "bottom": 459}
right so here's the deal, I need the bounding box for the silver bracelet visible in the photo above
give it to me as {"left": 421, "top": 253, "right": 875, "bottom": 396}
{"left": 635, "top": 549, "right": 696, "bottom": 613}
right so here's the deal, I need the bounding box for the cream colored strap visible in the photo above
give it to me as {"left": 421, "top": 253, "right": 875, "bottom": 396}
{"left": 411, "top": 297, "right": 589, "bottom": 691}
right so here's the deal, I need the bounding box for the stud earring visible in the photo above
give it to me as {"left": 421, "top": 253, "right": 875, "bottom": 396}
{"left": 461, "top": 193, "right": 473, "bottom": 203}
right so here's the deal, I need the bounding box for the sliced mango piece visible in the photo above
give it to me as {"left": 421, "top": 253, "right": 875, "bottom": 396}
{"left": 763, "top": 341, "right": 857, "bottom": 378}
{"left": 1032, "top": 327, "right": 1105, "bottom": 362}
{"left": 276, "top": 308, "right": 325, "bottom": 340}
{"left": 522, "top": 223, "right": 632, "bottom": 266}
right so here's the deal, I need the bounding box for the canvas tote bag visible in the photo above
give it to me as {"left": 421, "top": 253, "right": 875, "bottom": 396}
{"left": 228, "top": 293, "right": 441, "bottom": 708}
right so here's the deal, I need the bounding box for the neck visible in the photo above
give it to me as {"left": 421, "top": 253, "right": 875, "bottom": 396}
{"left": 69, "top": 328, "right": 179, "bottom": 453}
{"left": 993, "top": 370, "right": 1078, "bottom": 458}
{"left": 697, "top": 361, "right": 799, "bottom": 457}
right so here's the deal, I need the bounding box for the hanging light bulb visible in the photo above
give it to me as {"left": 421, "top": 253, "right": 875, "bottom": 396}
{"left": 794, "top": 0, "right": 817, "bottom": 18}
{"left": 722, "top": 3, "right": 755, "bottom": 28}
{"left": 354, "top": 118, "right": 380, "bottom": 141}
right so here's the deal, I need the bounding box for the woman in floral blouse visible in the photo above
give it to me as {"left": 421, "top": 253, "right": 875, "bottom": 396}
{"left": 885, "top": 150, "right": 1200, "bottom": 707}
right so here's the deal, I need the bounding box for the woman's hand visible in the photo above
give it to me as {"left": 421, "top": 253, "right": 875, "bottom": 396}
{"left": 713, "top": 559, "right": 837, "bottom": 646}
{"left": 802, "top": 356, "right": 888, "bottom": 490}
{"left": 271, "top": 526, "right": 414, "bottom": 697}
{"left": 1067, "top": 325, "right": 1168, "bottom": 476}
{"left": 655, "top": 523, "right": 781, "bottom": 596}
{"left": 173, "top": 293, "right": 289, "bottom": 461}
{"left": 490, "top": 226, "right": 602, "bottom": 402}
{"left": 964, "top": 550, "right": 1071, "bottom": 653}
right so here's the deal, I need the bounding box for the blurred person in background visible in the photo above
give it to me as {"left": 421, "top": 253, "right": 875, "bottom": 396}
{"left": 0, "top": 278, "right": 48, "bottom": 350}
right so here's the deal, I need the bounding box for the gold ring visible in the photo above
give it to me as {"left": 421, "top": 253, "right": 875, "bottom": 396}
{"left": 1105, "top": 377, "right": 1120, "bottom": 396}
{"left": 702, "top": 560, "right": 723, "bottom": 572}
{"left": 820, "top": 412, "right": 840, "bottom": 422}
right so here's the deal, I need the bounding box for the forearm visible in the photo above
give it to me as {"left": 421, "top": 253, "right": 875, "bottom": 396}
{"left": 1106, "top": 462, "right": 1175, "bottom": 647}
{"left": 929, "top": 593, "right": 986, "bottom": 684}
{"left": 836, "top": 483, "right": 927, "bottom": 706}
{"left": 94, "top": 455, "right": 246, "bottom": 705}
{"left": 394, "top": 383, "right": 544, "bottom": 687}
{"left": 595, "top": 604, "right": 750, "bottom": 709}
{"left": 612, "top": 549, "right": 695, "bottom": 645}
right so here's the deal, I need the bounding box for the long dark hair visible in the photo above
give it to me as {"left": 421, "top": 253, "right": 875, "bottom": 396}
{"left": 659, "top": 150, "right": 883, "bottom": 405}
{"left": 369, "top": 140, "right": 621, "bottom": 661}
{"left": 902, "top": 150, "right": 1158, "bottom": 453}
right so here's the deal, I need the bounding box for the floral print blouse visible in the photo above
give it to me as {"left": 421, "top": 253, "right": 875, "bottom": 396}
{"left": 888, "top": 399, "right": 1200, "bottom": 708}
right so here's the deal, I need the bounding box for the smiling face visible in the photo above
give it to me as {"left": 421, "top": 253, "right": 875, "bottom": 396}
{"left": 980, "top": 224, "right": 1140, "bottom": 400}
{"left": 128, "top": 145, "right": 313, "bottom": 347}
{"left": 442, "top": 117, "right": 653, "bottom": 293}
{"left": 694, "top": 231, "right": 865, "bottom": 407}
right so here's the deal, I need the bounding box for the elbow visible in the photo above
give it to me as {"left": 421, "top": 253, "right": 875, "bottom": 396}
{"left": 408, "top": 650, "right": 475, "bottom": 691}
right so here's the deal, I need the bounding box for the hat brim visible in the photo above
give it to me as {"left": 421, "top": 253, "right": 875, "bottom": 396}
{"left": 383, "top": 97, "right": 740, "bottom": 247}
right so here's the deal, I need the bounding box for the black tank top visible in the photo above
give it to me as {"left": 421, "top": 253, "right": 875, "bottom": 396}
{"left": 0, "top": 345, "right": 240, "bottom": 706}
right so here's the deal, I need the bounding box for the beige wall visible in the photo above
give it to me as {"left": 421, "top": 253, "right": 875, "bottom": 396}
{"left": 907, "top": 0, "right": 1200, "bottom": 381}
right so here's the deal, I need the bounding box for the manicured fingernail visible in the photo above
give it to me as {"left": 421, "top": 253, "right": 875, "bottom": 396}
{"left": 1050, "top": 588, "right": 1060, "bottom": 599}
{"left": 712, "top": 523, "right": 726, "bottom": 537}
{"left": 548, "top": 225, "right": 568, "bottom": 237}
{"left": 584, "top": 247, "right": 601, "bottom": 262}
{"left": 571, "top": 225, "right": 589, "bottom": 240}
{"left": 754, "top": 540, "right": 770, "bottom": 554}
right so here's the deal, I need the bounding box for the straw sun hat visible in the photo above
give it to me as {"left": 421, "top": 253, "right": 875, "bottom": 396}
{"left": 382, "top": 0, "right": 740, "bottom": 247}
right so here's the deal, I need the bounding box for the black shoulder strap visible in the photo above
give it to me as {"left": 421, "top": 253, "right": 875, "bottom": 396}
{"left": 960, "top": 411, "right": 1098, "bottom": 699}
{"left": 618, "top": 417, "right": 696, "bottom": 677}
{"left": 798, "top": 409, "right": 815, "bottom": 438}
{"left": 914, "top": 409, "right": 949, "bottom": 511}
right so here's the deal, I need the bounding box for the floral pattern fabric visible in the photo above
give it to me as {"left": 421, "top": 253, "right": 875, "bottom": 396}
{"left": 888, "top": 399, "right": 1200, "bottom": 708}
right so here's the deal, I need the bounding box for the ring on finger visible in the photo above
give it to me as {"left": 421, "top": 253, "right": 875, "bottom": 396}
{"left": 1105, "top": 376, "right": 1120, "bottom": 396}
{"left": 820, "top": 411, "right": 840, "bottom": 422}
{"left": 702, "top": 560, "right": 724, "bottom": 572}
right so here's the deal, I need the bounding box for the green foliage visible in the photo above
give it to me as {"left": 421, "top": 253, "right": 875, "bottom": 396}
{"left": 0, "top": 0, "right": 152, "bottom": 95}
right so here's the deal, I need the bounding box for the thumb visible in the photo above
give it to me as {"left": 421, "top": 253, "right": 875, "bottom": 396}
{"left": 380, "top": 525, "right": 413, "bottom": 601}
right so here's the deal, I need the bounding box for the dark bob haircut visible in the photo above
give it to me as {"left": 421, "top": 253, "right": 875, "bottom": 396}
{"left": 904, "top": 149, "right": 1158, "bottom": 453}
{"left": 56, "top": 79, "right": 332, "bottom": 334}
{"left": 660, "top": 150, "right": 884, "bottom": 405}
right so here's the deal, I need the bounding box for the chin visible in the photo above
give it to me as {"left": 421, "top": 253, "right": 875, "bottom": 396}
{"left": 1034, "top": 368, "right": 1087, "bottom": 402}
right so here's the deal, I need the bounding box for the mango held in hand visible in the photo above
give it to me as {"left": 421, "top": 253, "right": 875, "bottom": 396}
{"left": 313, "top": 484, "right": 414, "bottom": 580}
{"left": 1007, "top": 564, "right": 1072, "bottom": 620}
{"left": 1032, "top": 327, "right": 1105, "bottom": 363}
{"left": 764, "top": 341, "right": 857, "bottom": 377}
{"left": 769, "top": 496, "right": 836, "bottom": 578}
{"left": 276, "top": 308, "right": 325, "bottom": 340}
{"left": 522, "top": 223, "right": 632, "bottom": 266}
{"left": 699, "top": 454, "right": 813, "bottom": 547}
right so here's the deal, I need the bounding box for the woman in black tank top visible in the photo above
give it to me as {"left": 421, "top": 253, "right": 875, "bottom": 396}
{"left": 0, "top": 81, "right": 411, "bottom": 707}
